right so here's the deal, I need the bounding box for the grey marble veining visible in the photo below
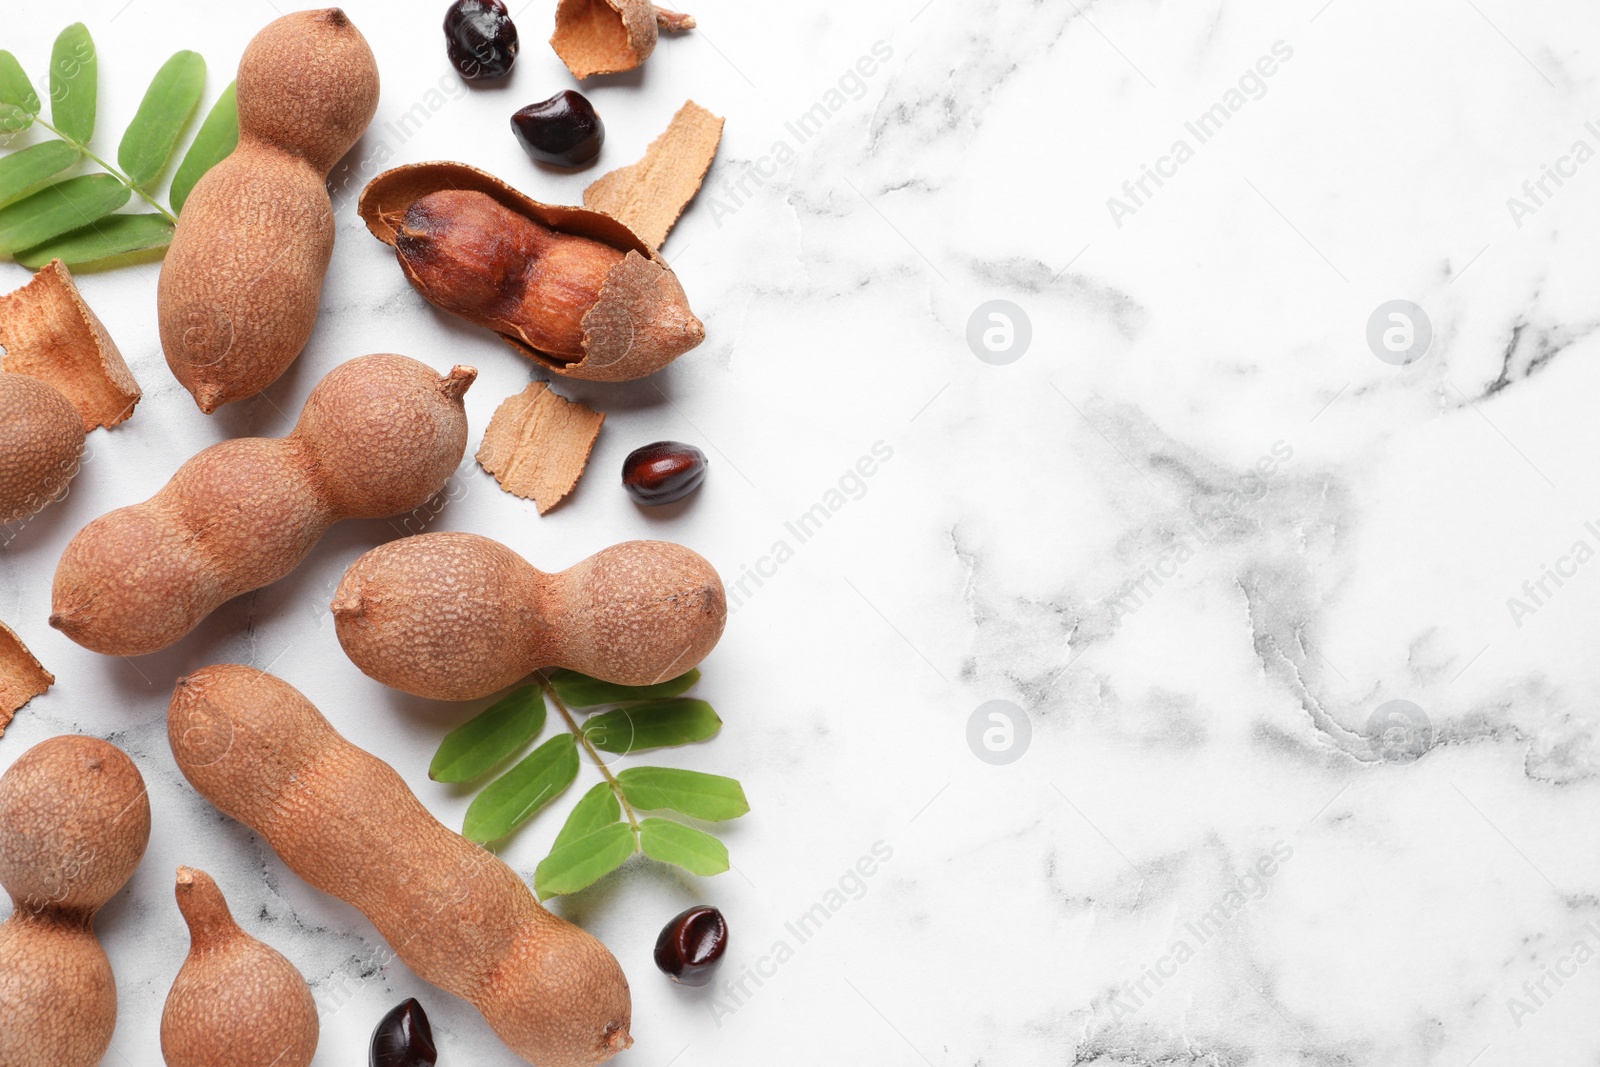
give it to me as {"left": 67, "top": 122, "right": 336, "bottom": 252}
{"left": 3, "top": 0, "right": 1599, "bottom": 1063}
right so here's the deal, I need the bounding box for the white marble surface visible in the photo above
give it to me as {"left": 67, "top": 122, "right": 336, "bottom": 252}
{"left": 4, "top": 0, "right": 1600, "bottom": 1063}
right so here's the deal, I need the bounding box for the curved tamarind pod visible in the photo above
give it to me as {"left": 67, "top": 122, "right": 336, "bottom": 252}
{"left": 332, "top": 531, "right": 726, "bottom": 700}
{"left": 168, "top": 666, "right": 633, "bottom": 1067}
{"left": 160, "top": 867, "right": 318, "bottom": 1067}
{"left": 0, "top": 736, "right": 150, "bottom": 1067}
{"left": 51, "top": 354, "right": 475, "bottom": 656}
{"left": 158, "top": 9, "right": 380, "bottom": 412}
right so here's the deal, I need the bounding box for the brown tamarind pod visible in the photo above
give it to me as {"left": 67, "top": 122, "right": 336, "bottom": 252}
{"left": 168, "top": 666, "right": 632, "bottom": 1067}
{"left": 359, "top": 161, "right": 703, "bottom": 382}
{"left": 158, "top": 9, "right": 380, "bottom": 412}
{"left": 51, "top": 355, "right": 475, "bottom": 656}
{"left": 0, "top": 736, "right": 150, "bottom": 1067}
{"left": 160, "top": 867, "right": 319, "bottom": 1067}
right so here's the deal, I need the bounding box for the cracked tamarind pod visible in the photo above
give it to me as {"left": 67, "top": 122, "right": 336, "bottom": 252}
{"left": 359, "top": 162, "right": 703, "bottom": 382}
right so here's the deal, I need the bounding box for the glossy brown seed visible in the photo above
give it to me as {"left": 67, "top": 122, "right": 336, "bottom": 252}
{"left": 513, "top": 90, "right": 604, "bottom": 167}
{"left": 654, "top": 905, "right": 727, "bottom": 986}
{"left": 445, "top": 0, "right": 519, "bottom": 79}
{"left": 623, "top": 441, "right": 706, "bottom": 505}
{"left": 369, "top": 997, "right": 437, "bottom": 1067}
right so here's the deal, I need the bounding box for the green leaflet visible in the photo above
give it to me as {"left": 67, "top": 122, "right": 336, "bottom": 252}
{"left": 0, "top": 174, "right": 129, "bottom": 257}
{"left": 534, "top": 822, "right": 636, "bottom": 899}
{"left": 639, "top": 818, "right": 729, "bottom": 876}
{"left": 169, "top": 80, "right": 236, "bottom": 214}
{"left": 617, "top": 767, "right": 750, "bottom": 822}
{"left": 0, "top": 141, "right": 79, "bottom": 210}
{"left": 15, "top": 212, "right": 174, "bottom": 268}
{"left": 582, "top": 699, "right": 721, "bottom": 754}
{"left": 551, "top": 782, "right": 622, "bottom": 852}
{"left": 49, "top": 24, "right": 96, "bottom": 143}
{"left": 0, "top": 29, "right": 230, "bottom": 268}
{"left": 0, "top": 51, "right": 40, "bottom": 133}
{"left": 0, "top": 104, "right": 33, "bottom": 135}
{"left": 549, "top": 668, "right": 700, "bottom": 708}
{"left": 430, "top": 686, "right": 546, "bottom": 784}
{"left": 118, "top": 51, "right": 205, "bottom": 188}
{"left": 435, "top": 668, "right": 745, "bottom": 903}
{"left": 462, "top": 734, "right": 579, "bottom": 843}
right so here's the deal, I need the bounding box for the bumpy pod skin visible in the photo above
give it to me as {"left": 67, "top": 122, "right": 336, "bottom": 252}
{"left": 158, "top": 9, "right": 380, "bottom": 412}
{"left": 0, "top": 372, "right": 85, "bottom": 524}
{"left": 0, "top": 736, "right": 151, "bottom": 1067}
{"left": 168, "top": 666, "right": 633, "bottom": 1067}
{"left": 161, "top": 868, "right": 318, "bottom": 1067}
{"left": 331, "top": 531, "right": 726, "bottom": 700}
{"left": 50, "top": 355, "right": 476, "bottom": 657}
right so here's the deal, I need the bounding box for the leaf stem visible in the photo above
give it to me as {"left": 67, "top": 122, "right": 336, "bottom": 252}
{"left": 536, "top": 674, "right": 642, "bottom": 843}
{"left": 34, "top": 116, "right": 178, "bottom": 223}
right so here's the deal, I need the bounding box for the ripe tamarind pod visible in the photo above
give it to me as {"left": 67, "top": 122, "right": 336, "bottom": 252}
{"left": 0, "top": 372, "right": 85, "bottom": 524}
{"left": 161, "top": 867, "right": 319, "bottom": 1067}
{"left": 51, "top": 355, "right": 475, "bottom": 656}
{"left": 360, "top": 161, "right": 703, "bottom": 382}
{"left": 0, "top": 736, "right": 150, "bottom": 1067}
{"left": 168, "top": 665, "right": 633, "bottom": 1067}
{"left": 332, "top": 531, "right": 726, "bottom": 700}
{"left": 158, "top": 9, "right": 380, "bottom": 412}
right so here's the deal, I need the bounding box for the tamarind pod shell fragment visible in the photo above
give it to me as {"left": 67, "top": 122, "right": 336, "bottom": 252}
{"left": 0, "top": 259, "right": 140, "bottom": 431}
{"left": 551, "top": 0, "right": 696, "bottom": 79}
{"left": 0, "top": 619, "right": 53, "bottom": 734}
